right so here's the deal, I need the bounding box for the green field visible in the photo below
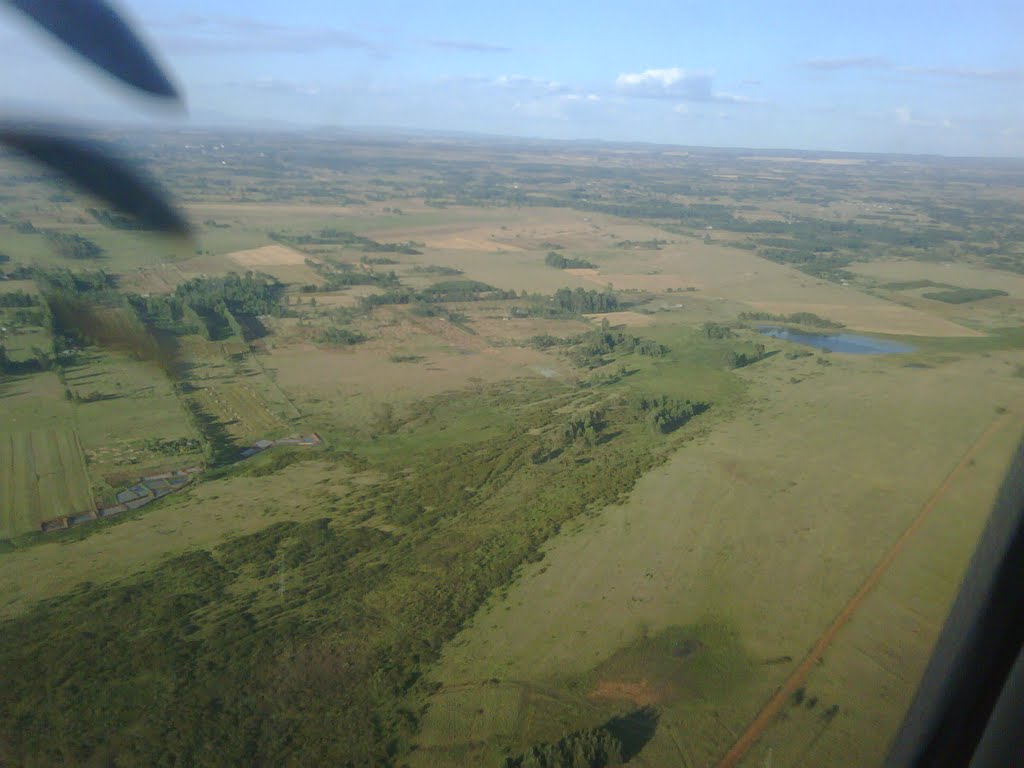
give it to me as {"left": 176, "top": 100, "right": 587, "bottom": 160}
{"left": 0, "top": 428, "right": 93, "bottom": 537}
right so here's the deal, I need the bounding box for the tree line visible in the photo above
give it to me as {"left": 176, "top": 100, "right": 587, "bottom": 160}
{"left": 545, "top": 251, "right": 595, "bottom": 269}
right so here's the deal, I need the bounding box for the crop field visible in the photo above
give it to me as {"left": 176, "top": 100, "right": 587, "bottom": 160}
{"left": 189, "top": 381, "right": 287, "bottom": 441}
{"left": 1, "top": 132, "right": 1023, "bottom": 767}
{"left": 63, "top": 350, "right": 202, "bottom": 498}
{"left": 0, "top": 428, "right": 93, "bottom": 537}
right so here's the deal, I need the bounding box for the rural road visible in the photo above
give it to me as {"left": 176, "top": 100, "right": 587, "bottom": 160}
{"left": 714, "top": 406, "right": 1021, "bottom": 768}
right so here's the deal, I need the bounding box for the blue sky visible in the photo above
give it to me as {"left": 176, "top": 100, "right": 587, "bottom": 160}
{"left": 1, "top": 0, "right": 1022, "bottom": 156}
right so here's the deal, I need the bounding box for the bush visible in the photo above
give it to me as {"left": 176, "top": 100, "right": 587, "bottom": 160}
{"left": 318, "top": 327, "right": 367, "bottom": 346}
{"left": 922, "top": 288, "right": 1008, "bottom": 304}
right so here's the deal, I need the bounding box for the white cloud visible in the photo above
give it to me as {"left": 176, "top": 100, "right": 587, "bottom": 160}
{"left": 615, "top": 67, "right": 714, "bottom": 100}
{"left": 615, "top": 67, "right": 752, "bottom": 104}
{"left": 494, "top": 74, "right": 568, "bottom": 93}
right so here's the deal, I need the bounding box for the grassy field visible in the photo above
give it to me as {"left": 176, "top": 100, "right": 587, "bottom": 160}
{"left": 0, "top": 458, "right": 353, "bottom": 618}
{"left": 739, "top": 411, "right": 1024, "bottom": 767}
{"left": 62, "top": 349, "right": 203, "bottom": 500}
{"left": 0, "top": 428, "right": 93, "bottom": 537}
{"left": 411, "top": 349, "right": 1024, "bottom": 766}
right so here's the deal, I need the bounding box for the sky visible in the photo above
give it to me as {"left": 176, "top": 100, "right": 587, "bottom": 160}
{"left": 0, "top": 0, "right": 1022, "bottom": 156}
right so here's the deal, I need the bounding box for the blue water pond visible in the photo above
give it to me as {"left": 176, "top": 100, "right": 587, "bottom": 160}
{"left": 756, "top": 326, "right": 915, "bottom": 355}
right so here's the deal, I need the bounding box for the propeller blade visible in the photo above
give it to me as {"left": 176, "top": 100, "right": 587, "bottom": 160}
{"left": 0, "top": 125, "right": 190, "bottom": 236}
{"left": 4, "top": 0, "right": 180, "bottom": 100}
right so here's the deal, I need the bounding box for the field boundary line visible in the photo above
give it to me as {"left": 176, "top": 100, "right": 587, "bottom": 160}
{"left": 715, "top": 406, "right": 1020, "bottom": 768}
{"left": 72, "top": 428, "right": 98, "bottom": 513}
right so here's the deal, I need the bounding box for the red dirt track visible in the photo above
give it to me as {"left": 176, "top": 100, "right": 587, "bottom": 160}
{"left": 715, "top": 408, "right": 1019, "bottom": 768}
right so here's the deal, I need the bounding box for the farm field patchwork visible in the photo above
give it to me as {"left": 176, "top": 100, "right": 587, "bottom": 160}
{"left": 0, "top": 131, "right": 1023, "bottom": 767}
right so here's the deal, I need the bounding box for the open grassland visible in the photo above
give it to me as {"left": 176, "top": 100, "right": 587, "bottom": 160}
{"left": 737, "top": 411, "right": 1024, "bottom": 768}
{"left": 0, "top": 459, "right": 353, "bottom": 618}
{"left": 0, "top": 428, "right": 92, "bottom": 537}
{"left": 0, "top": 370, "right": 74, "bottom": 432}
{"left": 412, "top": 348, "right": 1024, "bottom": 767}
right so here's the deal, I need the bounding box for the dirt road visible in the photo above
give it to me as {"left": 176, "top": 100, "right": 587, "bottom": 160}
{"left": 715, "top": 407, "right": 1020, "bottom": 768}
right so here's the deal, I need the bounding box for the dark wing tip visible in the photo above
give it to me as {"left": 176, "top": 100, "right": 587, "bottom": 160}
{"left": 0, "top": 125, "right": 190, "bottom": 237}
{"left": 5, "top": 0, "right": 181, "bottom": 101}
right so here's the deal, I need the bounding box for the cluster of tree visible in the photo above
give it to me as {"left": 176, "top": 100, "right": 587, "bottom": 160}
{"left": 304, "top": 258, "right": 401, "bottom": 291}
{"left": 87, "top": 207, "right": 150, "bottom": 230}
{"left": 42, "top": 231, "right": 103, "bottom": 260}
{"left": 569, "top": 326, "right": 668, "bottom": 368}
{"left": 411, "top": 264, "right": 463, "bottom": 276}
{"left": 358, "top": 280, "right": 517, "bottom": 310}
{"left": 0, "top": 344, "right": 51, "bottom": 376}
{"left": 503, "top": 727, "right": 624, "bottom": 768}
{"left": 545, "top": 251, "right": 595, "bottom": 269}
{"left": 419, "top": 279, "right": 517, "bottom": 302}
{"left": 0, "top": 290, "right": 38, "bottom": 307}
{"left": 703, "top": 322, "right": 735, "bottom": 339}
{"left": 359, "top": 255, "right": 400, "bottom": 265}
{"left": 317, "top": 326, "right": 367, "bottom": 346}
{"left": 407, "top": 302, "right": 471, "bottom": 330}
{"left": 725, "top": 344, "right": 767, "bottom": 369}
{"left": 35, "top": 267, "right": 116, "bottom": 295}
{"left": 142, "top": 436, "right": 203, "bottom": 455}
{"left": 551, "top": 287, "right": 619, "bottom": 315}
{"left": 739, "top": 311, "right": 844, "bottom": 329}
{"left": 1, "top": 264, "right": 34, "bottom": 281}
{"left": 130, "top": 273, "right": 283, "bottom": 341}
{"left": 270, "top": 228, "right": 421, "bottom": 254}
{"left": 756, "top": 247, "right": 855, "bottom": 281}
{"left": 614, "top": 238, "right": 667, "bottom": 249}
{"left": 529, "top": 334, "right": 570, "bottom": 350}
{"left": 922, "top": 287, "right": 1008, "bottom": 304}
{"left": 631, "top": 394, "right": 708, "bottom": 433}
{"left": 504, "top": 707, "right": 659, "bottom": 768}
{"left": 562, "top": 408, "right": 606, "bottom": 446}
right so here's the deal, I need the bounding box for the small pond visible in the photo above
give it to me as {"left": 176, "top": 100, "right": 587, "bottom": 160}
{"left": 756, "top": 326, "right": 916, "bottom": 355}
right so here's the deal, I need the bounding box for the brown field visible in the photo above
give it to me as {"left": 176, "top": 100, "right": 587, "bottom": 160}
{"left": 177, "top": 249, "right": 323, "bottom": 285}
{"left": 584, "top": 310, "right": 655, "bottom": 327}
{"left": 118, "top": 264, "right": 187, "bottom": 294}
{"left": 266, "top": 337, "right": 568, "bottom": 433}
{"left": 227, "top": 244, "right": 310, "bottom": 267}
{"left": 566, "top": 268, "right": 694, "bottom": 291}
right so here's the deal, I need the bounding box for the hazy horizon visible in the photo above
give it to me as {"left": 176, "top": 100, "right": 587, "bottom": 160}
{"left": 0, "top": 0, "right": 1021, "bottom": 158}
